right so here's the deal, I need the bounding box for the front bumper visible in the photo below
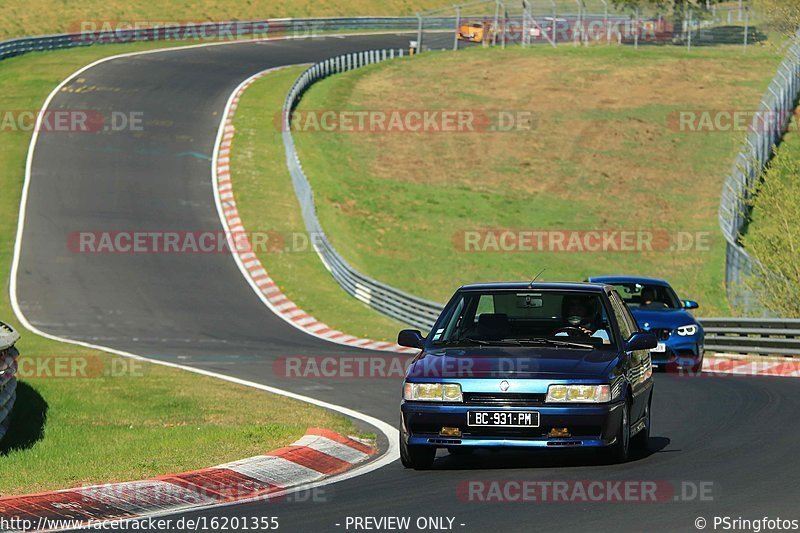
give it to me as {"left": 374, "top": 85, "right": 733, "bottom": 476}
{"left": 401, "top": 401, "right": 624, "bottom": 449}
{"left": 650, "top": 337, "right": 703, "bottom": 371}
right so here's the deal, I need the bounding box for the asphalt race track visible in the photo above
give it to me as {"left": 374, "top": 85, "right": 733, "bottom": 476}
{"left": 14, "top": 33, "right": 800, "bottom": 532}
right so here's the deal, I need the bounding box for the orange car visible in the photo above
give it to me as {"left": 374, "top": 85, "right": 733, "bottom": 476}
{"left": 457, "top": 21, "right": 492, "bottom": 43}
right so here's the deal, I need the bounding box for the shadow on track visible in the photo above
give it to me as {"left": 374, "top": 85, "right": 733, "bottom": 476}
{"left": 0, "top": 381, "right": 48, "bottom": 455}
{"left": 428, "top": 436, "right": 672, "bottom": 470}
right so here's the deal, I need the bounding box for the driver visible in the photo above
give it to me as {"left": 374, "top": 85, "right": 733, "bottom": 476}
{"left": 557, "top": 296, "right": 610, "bottom": 343}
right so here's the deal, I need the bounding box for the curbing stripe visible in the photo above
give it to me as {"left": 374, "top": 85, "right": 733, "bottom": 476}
{"left": 212, "top": 66, "right": 416, "bottom": 355}
{"left": 220, "top": 456, "right": 322, "bottom": 487}
{"left": 265, "top": 446, "right": 353, "bottom": 475}
{"left": 702, "top": 355, "right": 800, "bottom": 377}
{"left": 0, "top": 429, "right": 374, "bottom": 531}
{"left": 293, "top": 434, "right": 370, "bottom": 464}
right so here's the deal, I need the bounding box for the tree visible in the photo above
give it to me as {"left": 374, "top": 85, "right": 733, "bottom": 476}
{"left": 753, "top": 0, "right": 800, "bottom": 37}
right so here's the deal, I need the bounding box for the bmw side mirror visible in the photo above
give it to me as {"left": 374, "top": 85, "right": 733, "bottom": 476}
{"left": 683, "top": 299, "right": 699, "bottom": 310}
{"left": 398, "top": 329, "right": 424, "bottom": 349}
{"left": 625, "top": 332, "right": 657, "bottom": 352}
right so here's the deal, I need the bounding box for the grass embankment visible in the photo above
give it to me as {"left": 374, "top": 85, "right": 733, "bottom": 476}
{"left": 0, "top": 44, "right": 361, "bottom": 496}
{"left": 0, "top": 0, "right": 454, "bottom": 40}
{"left": 287, "top": 44, "right": 782, "bottom": 318}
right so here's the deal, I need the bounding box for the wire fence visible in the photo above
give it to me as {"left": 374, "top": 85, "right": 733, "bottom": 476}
{"left": 718, "top": 29, "right": 800, "bottom": 314}
{"left": 415, "top": 0, "right": 763, "bottom": 51}
{"left": 0, "top": 322, "right": 20, "bottom": 442}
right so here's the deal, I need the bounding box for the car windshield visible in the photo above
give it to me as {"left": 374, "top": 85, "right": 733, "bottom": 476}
{"left": 430, "top": 290, "right": 615, "bottom": 348}
{"left": 610, "top": 283, "right": 681, "bottom": 309}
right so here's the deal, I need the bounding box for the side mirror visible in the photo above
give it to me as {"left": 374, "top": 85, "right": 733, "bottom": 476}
{"left": 398, "top": 329, "right": 424, "bottom": 349}
{"left": 682, "top": 299, "right": 699, "bottom": 310}
{"left": 625, "top": 332, "right": 657, "bottom": 352}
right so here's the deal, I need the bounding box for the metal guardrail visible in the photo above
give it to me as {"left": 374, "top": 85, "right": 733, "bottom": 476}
{"left": 701, "top": 317, "right": 800, "bottom": 357}
{"left": 718, "top": 30, "right": 800, "bottom": 313}
{"left": 0, "top": 17, "right": 460, "bottom": 62}
{"left": 282, "top": 49, "right": 445, "bottom": 331}
{"left": 0, "top": 321, "right": 20, "bottom": 442}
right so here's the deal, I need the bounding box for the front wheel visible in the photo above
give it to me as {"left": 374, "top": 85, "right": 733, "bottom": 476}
{"left": 631, "top": 393, "right": 651, "bottom": 451}
{"left": 602, "top": 401, "right": 630, "bottom": 464}
{"left": 400, "top": 425, "right": 436, "bottom": 470}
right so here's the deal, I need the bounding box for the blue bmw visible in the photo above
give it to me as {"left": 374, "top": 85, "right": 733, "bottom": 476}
{"left": 397, "top": 282, "right": 657, "bottom": 469}
{"left": 586, "top": 276, "right": 704, "bottom": 373}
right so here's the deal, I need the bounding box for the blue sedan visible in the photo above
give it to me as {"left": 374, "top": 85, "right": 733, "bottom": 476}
{"left": 397, "top": 282, "right": 657, "bottom": 469}
{"left": 587, "top": 276, "right": 704, "bottom": 373}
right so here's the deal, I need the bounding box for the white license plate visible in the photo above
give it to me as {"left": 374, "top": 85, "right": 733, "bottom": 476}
{"left": 467, "top": 411, "right": 539, "bottom": 427}
{"left": 651, "top": 342, "right": 666, "bottom": 353}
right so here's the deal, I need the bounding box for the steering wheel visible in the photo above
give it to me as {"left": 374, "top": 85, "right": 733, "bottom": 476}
{"left": 551, "top": 326, "right": 590, "bottom": 338}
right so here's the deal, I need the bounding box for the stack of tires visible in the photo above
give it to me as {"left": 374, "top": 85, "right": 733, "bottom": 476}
{"left": 0, "top": 321, "right": 20, "bottom": 442}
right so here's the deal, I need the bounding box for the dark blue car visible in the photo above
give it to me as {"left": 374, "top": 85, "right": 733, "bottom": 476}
{"left": 587, "top": 276, "right": 704, "bottom": 373}
{"left": 397, "top": 282, "right": 657, "bottom": 469}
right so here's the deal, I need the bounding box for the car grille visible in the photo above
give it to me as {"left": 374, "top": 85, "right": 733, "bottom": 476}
{"left": 462, "top": 392, "right": 546, "bottom": 406}
{"left": 464, "top": 425, "right": 602, "bottom": 438}
{"left": 650, "top": 328, "right": 672, "bottom": 341}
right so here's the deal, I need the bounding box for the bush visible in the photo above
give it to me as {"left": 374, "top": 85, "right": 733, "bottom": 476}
{"left": 742, "top": 131, "right": 800, "bottom": 317}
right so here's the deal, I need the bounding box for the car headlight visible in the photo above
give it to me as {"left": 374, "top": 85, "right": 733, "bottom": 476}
{"left": 546, "top": 384, "right": 611, "bottom": 403}
{"left": 403, "top": 382, "right": 463, "bottom": 402}
{"left": 676, "top": 324, "right": 699, "bottom": 336}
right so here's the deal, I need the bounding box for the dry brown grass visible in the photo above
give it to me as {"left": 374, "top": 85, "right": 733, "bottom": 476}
{"left": 0, "top": 0, "right": 454, "bottom": 39}
{"left": 293, "top": 44, "right": 783, "bottom": 313}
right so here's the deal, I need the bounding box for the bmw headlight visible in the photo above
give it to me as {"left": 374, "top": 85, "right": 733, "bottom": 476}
{"left": 676, "top": 324, "right": 699, "bottom": 336}
{"left": 403, "top": 382, "right": 463, "bottom": 402}
{"left": 546, "top": 384, "right": 611, "bottom": 403}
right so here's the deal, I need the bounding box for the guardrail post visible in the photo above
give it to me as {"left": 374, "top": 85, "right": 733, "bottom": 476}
{"left": 416, "top": 12, "right": 424, "bottom": 53}
{"left": 743, "top": 7, "right": 749, "bottom": 51}
{"left": 453, "top": 5, "right": 461, "bottom": 51}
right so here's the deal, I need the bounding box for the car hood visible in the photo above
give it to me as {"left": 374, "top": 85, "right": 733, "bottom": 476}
{"left": 629, "top": 308, "right": 699, "bottom": 330}
{"left": 406, "top": 347, "right": 617, "bottom": 380}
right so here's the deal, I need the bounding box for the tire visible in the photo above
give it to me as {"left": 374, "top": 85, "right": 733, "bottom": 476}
{"left": 400, "top": 424, "right": 436, "bottom": 470}
{"left": 603, "top": 400, "right": 631, "bottom": 464}
{"left": 631, "top": 393, "right": 651, "bottom": 451}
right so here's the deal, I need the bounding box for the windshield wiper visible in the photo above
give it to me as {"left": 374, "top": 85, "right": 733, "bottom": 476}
{"left": 435, "top": 338, "right": 522, "bottom": 347}
{"left": 508, "top": 338, "right": 595, "bottom": 349}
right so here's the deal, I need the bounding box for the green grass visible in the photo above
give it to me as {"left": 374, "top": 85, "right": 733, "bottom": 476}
{"left": 287, "top": 44, "right": 783, "bottom": 319}
{"left": 230, "top": 66, "right": 407, "bottom": 341}
{"left": 0, "top": 0, "right": 455, "bottom": 40}
{"left": 0, "top": 43, "right": 364, "bottom": 496}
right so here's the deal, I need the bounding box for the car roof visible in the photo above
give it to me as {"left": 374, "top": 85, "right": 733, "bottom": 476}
{"left": 586, "top": 275, "right": 670, "bottom": 287}
{"left": 458, "top": 281, "right": 607, "bottom": 293}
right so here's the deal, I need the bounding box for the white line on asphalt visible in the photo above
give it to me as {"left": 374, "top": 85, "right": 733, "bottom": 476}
{"left": 8, "top": 34, "right": 403, "bottom": 532}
